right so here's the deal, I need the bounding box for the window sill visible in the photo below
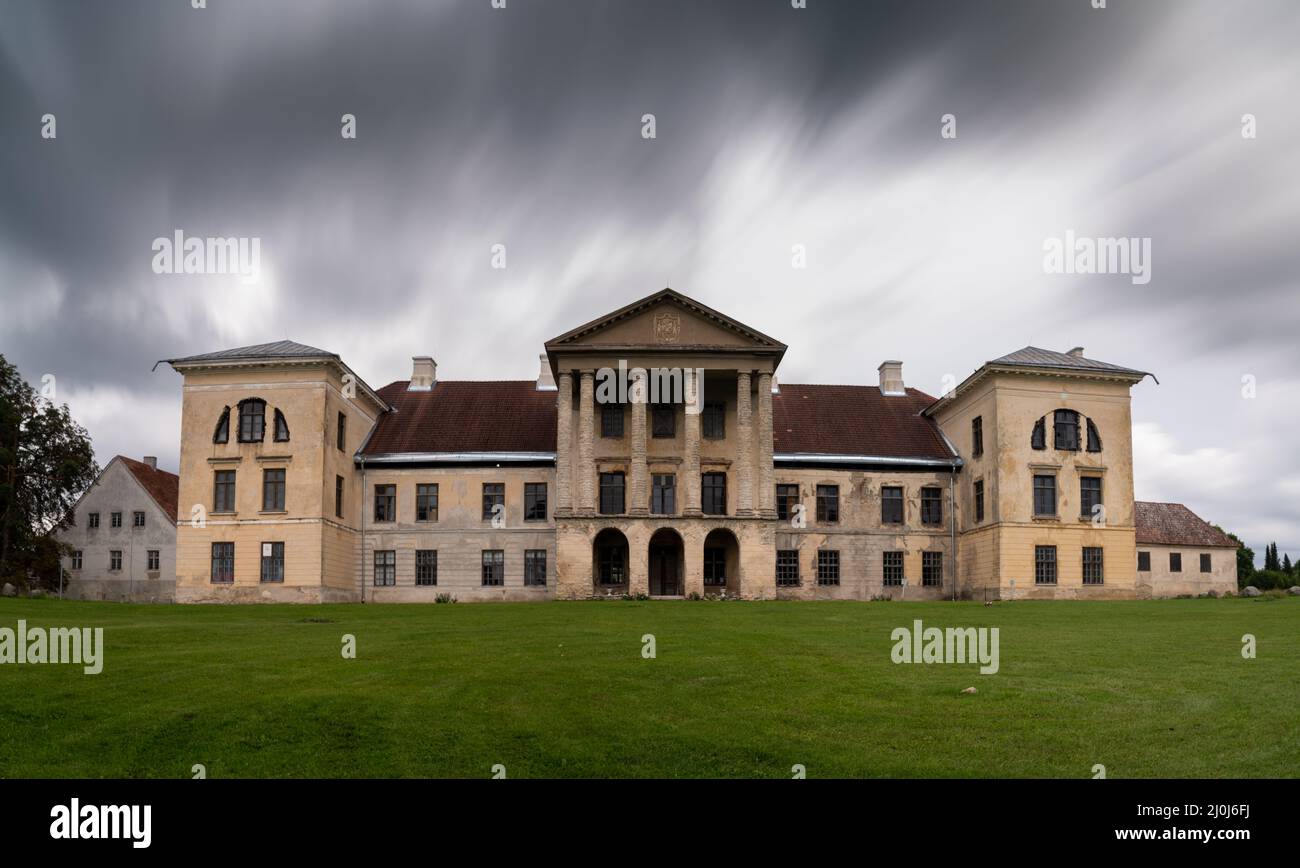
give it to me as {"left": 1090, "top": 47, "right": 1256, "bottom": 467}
{"left": 1032, "top": 515, "right": 1060, "bottom": 522}
{"left": 210, "top": 511, "right": 236, "bottom": 516}
{"left": 259, "top": 510, "right": 287, "bottom": 515}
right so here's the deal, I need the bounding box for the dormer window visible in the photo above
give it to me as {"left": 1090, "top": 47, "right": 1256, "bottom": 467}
{"left": 213, "top": 407, "right": 231, "bottom": 444}
{"left": 1053, "top": 410, "right": 1080, "bottom": 451}
{"left": 1086, "top": 419, "right": 1102, "bottom": 453}
{"left": 238, "top": 399, "right": 266, "bottom": 443}
{"left": 273, "top": 408, "right": 290, "bottom": 442}
{"left": 1030, "top": 417, "right": 1046, "bottom": 450}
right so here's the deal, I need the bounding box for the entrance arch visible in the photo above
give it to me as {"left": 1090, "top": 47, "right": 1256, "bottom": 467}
{"left": 592, "top": 528, "right": 630, "bottom": 596}
{"left": 703, "top": 528, "right": 741, "bottom": 597}
{"left": 648, "top": 528, "right": 685, "bottom": 597}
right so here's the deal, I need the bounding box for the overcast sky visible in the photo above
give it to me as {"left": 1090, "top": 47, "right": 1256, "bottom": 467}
{"left": 1, "top": 0, "right": 1297, "bottom": 563}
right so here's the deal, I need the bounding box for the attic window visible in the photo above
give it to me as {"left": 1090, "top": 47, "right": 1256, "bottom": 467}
{"left": 1086, "top": 419, "right": 1102, "bottom": 453}
{"left": 1030, "top": 417, "right": 1046, "bottom": 450}
{"left": 213, "top": 407, "right": 231, "bottom": 444}
{"left": 238, "top": 399, "right": 266, "bottom": 443}
{"left": 1053, "top": 410, "right": 1080, "bottom": 451}
{"left": 273, "top": 408, "right": 290, "bottom": 442}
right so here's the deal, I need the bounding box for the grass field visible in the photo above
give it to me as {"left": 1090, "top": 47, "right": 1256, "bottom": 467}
{"left": 0, "top": 596, "right": 1296, "bottom": 778}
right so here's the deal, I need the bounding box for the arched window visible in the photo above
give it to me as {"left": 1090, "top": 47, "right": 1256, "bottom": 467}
{"left": 213, "top": 406, "right": 231, "bottom": 444}
{"left": 1030, "top": 417, "right": 1046, "bottom": 450}
{"left": 273, "top": 408, "right": 290, "bottom": 442}
{"left": 1053, "top": 410, "right": 1080, "bottom": 451}
{"left": 237, "top": 398, "right": 266, "bottom": 443}
{"left": 1086, "top": 419, "right": 1102, "bottom": 453}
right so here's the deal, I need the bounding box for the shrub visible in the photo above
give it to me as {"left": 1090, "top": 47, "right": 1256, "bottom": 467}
{"left": 434, "top": 593, "right": 457, "bottom": 604}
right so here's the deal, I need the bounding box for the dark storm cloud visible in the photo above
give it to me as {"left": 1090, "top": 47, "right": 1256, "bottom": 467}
{"left": 1, "top": 0, "right": 1297, "bottom": 558}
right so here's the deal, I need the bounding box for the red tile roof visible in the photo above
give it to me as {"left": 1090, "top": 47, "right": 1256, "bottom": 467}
{"left": 360, "top": 381, "right": 957, "bottom": 463}
{"left": 118, "top": 456, "right": 180, "bottom": 522}
{"left": 773, "top": 384, "right": 955, "bottom": 461}
{"left": 364, "top": 381, "right": 558, "bottom": 454}
{"left": 1135, "top": 502, "right": 1237, "bottom": 548}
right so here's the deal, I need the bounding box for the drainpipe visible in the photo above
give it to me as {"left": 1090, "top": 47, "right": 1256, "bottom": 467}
{"left": 949, "top": 466, "right": 957, "bottom": 602}
{"left": 359, "top": 457, "right": 366, "bottom": 603}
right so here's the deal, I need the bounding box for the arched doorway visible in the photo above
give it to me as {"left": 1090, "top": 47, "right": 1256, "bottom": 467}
{"left": 592, "top": 528, "right": 630, "bottom": 596}
{"left": 703, "top": 528, "right": 741, "bottom": 597}
{"left": 648, "top": 528, "right": 685, "bottom": 597}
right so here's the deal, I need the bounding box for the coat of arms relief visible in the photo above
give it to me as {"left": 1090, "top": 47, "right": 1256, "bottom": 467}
{"left": 653, "top": 311, "right": 681, "bottom": 344}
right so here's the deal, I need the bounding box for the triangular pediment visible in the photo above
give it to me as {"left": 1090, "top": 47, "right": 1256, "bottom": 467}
{"left": 545, "top": 288, "right": 785, "bottom": 352}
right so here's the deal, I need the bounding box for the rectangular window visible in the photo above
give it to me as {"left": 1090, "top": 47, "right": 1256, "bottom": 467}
{"left": 921, "top": 487, "right": 943, "bottom": 525}
{"left": 1082, "top": 546, "right": 1104, "bottom": 585}
{"left": 651, "top": 403, "right": 675, "bottom": 438}
{"left": 109, "top": 550, "right": 122, "bottom": 571}
{"left": 373, "top": 550, "right": 395, "bottom": 586}
{"left": 1137, "top": 551, "right": 1151, "bottom": 571}
{"left": 1054, "top": 410, "right": 1080, "bottom": 451}
{"left": 776, "top": 550, "right": 800, "bottom": 586}
{"left": 816, "top": 484, "right": 839, "bottom": 523}
{"left": 147, "top": 549, "right": 160, "bottom": 571}
{"left": 374, "top": 484, "right": 396, "bottom": 522}
{"left": 599, "top": 473, "right": 625, "bottom": 515}
{"left": 71, "top": 550, "right": 83, "bottom": 570}
{"left": 974, "top": 479, "right": 985, "bottom": 523}
{"left": 1170, "top": 552, "right": 1182, "bottom": 573}
{"left": 1080, "top": 476, "right": 1103, "bottom": 519}
{"left": 111, "top": 511, "right": 122, "bottom": 528}
{"left": 599, "top": 545, "right": 625, "bottom": 585}
{"left": 702, "top": 401, "right": 725, "bottom": 439}
{"left": 922, "top": 551, "right": 943, "bottom": 587}
{"left": 482, "top": 483, "right": 504, "bottom": 521}
{"left": 1033, "top": 474, "right": 1057, "bottom": 517}
{"left": 524, "top": 550, "right": 547, "bottom": 587}
{"left": 775, "top": 484, "right": 800, "bottom": 521}
{"left": 262, "top": 468, "right": 286, "bottom": 512}
{"left": 817, "top": 550, "right": 840, "bottom": 586}
{"left": 702, "top": 472, "right": 727, "bottom": 515}
{"left": 335, "top": 475, "right": 344, "bottom": 519}
{"left": 881, "top": 487, "right": 904, "bottom": 524}
{"left": 261, "top": 542, "right": 285, "bottom": 583}
{"left": 1035, "top": 545, "right": 1057, "bottom": 585}
{"left": 482, "top": 550, "right": 504, "bottom": 586}
{"left": 416, "top": 483, "right": 439, "bottom": 522}
{"left": 210, "top": 542, "right": 234, "bottom": 583}
{"left": 524, "top": 482, "right": 547, "bottom": 521}
{"left": 1200, "top": 553, "right": 1212, "bottom": 573}
{"left": 601, "top": 403, "right": 624, "bottom": 438}
{"left": 337, "top": 411, "right": 346, "bottom": 451}
{"left": 883, "top": 551, "right": 904, "bottom": 586}
{"left": 239, "top": 400, "right": 266, "bottom": 443}
{"left": 704, "top": 548, "right": 727, "bottom": 586}
{"left": 214, "top": 470, "right": 236, "bottom": 512}
{"left": 88, "top": 512, "right": 100, "bottom": 529}
{"left": 651, "top": 474, "right": 676, "bottom": 515}
{"left": 971, "top": 416, "right": 983, "bottom": 457}
{"left": 416, "top": 550, "right": 438, "bottom": 586}
{"left": 132, "top": 510, "right": 146, "bottom": 528}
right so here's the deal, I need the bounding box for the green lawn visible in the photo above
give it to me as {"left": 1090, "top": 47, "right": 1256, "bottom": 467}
{"left": 0, "top": 596, "right": 1296, "bottom": 778}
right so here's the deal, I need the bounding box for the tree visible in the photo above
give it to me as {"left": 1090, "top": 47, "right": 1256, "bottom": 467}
{"left": 0, "top": 354, "right": 98, "bottom": 589}
{"left": 1284, "top": 553, "right": 1294, "bottom": 576}
{"left": 1262, "top": 542, "right": 1278, "bottom": 573}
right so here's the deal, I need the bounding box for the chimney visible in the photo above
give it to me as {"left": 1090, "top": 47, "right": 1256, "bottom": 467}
{"left": 877, "top": 360, "right": 905, "bottom": 396}
{"left": 409, "top": 356, "right": 437, "bottom": 391}
{"left": 536, "top": 354, "right": 557, "bottom": 391}
{"left": 1067, "top": 346, "right": 1085, "bottom": 358}
{"left": 143, "top": 456, "right": 157, "bottom": 470}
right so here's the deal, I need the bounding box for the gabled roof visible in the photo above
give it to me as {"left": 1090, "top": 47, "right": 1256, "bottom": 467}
{"left": 990, "top": 346, "right": 1150, "bottom": 377}
{"left": 163, "top": 340, "right": 336, "bottom": 366}
{"left": 117, "top": 457, "right": 180, "bottom": 523}
{"left": 545, "top": 287, "right": 786, "bottom": 353}
{"left": 1135, "top": 502, "right": 1237, "bottom": 548}
{"left": 361, "top": 381, "right": 558, "bottom": 457}
{"left": 773, "top": 384, "right": 957, "bottom": 464}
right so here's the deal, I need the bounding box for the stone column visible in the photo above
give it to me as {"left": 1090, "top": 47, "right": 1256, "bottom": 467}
{"left": 629, "top": 372, "right": 648, "bottom": 515}
{"left": 757, "top": 372, "right": 775, "bottom": 517}
{"left": 735, "top": 370, "right": 754, "bottom": 516}
{"left": 555, "top": 370, "right": 573, "bottom": 516}
{"left": 578, "top": 370, "right": 595, "bottom": 513}
{"left": 683, "top": 369, "right": 702, "bottom": 516}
